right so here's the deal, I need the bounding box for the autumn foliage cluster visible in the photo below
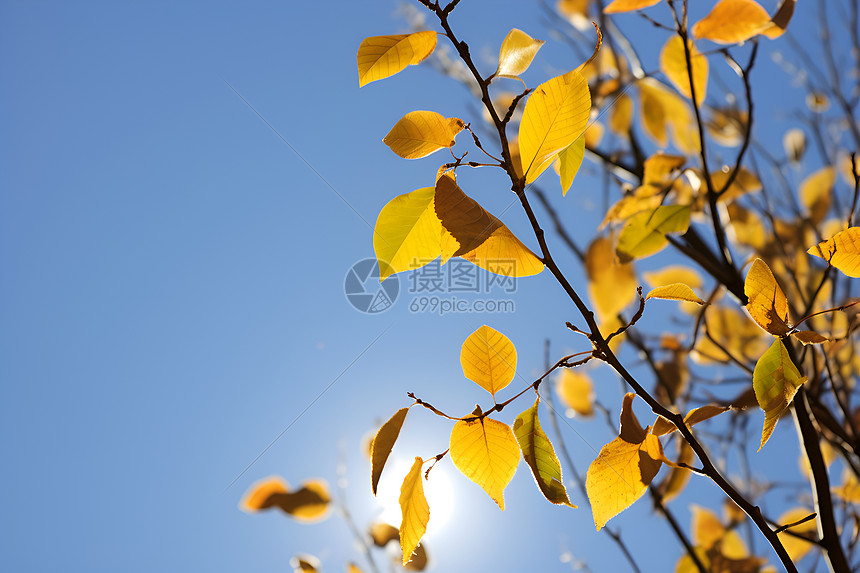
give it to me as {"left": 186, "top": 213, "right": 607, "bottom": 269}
{"left": 241, "top": 0, "right": 860, "bottom": 572}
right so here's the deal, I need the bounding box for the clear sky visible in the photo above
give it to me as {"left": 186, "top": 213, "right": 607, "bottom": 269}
{"left": 0, "top": 1, "right": 848, "bottom": 572}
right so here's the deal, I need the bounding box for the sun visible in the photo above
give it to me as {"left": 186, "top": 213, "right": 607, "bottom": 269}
{"left": 375, "top": 457, "right": 456, "bottom": 537}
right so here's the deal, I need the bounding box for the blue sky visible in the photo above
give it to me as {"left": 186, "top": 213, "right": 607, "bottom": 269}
{"left": 0, "top": 1, "right": 850, "bottom": 572}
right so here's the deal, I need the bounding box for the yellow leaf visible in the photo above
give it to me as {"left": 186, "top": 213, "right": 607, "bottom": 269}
{"left": 692, "top": 0, "right": 772, "bottom": 44}
{"left": 692, "top": 305, "right": 769, "bottom": 365}
{"left": 753, "top": 338, "right": 808, "bottom": 450}
{"left": 643, "top": 153, "right": 686, "bottom": 187}
{"left": 369, "top": 521, "right": 400, "bottom": 546}
{"left": 399, "top": 457, "right": 430, "bottom": 566}
{"left": 638, "top": 78, "right": 699, "bottom": 153}
{"left": 383, "top": 111, "right": 464, "bottom": 159}
{"left": 791, "top": 330, "right": 828, "bottom": 345}
{"left": 240, "top": 477, "right": 331, "bottom": 522}
{"left": 513, "top": 397, "right": 576, "bottom": 506}
{"left": 808, "top": 227, "right": 860, "bottom": 278}
{"left": 691, "top": 505, "right": 749, "bottom": 558}
{"left": 646, "top": 283, "right": 705, "bottom": 305}
{"left": 644, "top": 265, "right": 703, "bottom": 289}
{"left": 586, "top": 235, "right": 638, "bottom": 320}
{"left": 586, "top": 393, "right": 663, "bottom": 530}
{"left": 604, "top": 0, "right": 661, "bottom": 13}
{"left": 608, "top": 93, "right": 633, "bottom": 136}
{"left": 459, "top": 226, "right": 545, "bottom": 277}
{"left": 616, "top": 205, "right": 691, "bottom": 262}
{"left": 660, "top": 37, "right": 708, "bottom": 105}
{"left": 519, "top": 69, "right": 591, "bottom": 183}
{"left": 832, "top": 469, "right": 860, "bottom": 503}
{"left": 744, "top": 258, "right": 791, "bottom": 336}
{"left": 371, "top": 407, "right": 409, "bottom": 495}
{"left": 727, "top": 203, "right": 766, "bottom": 248}
{"left": 685, "top": 404, "right": 730, "bottom": 427}
{"left": 712, "top": 166, "right": 762, "bottom": 202}
{"left": 555, "top": 370, "right": 595, "bottom": 417}
{"left": 357, "top": 32, "right": 437, "bottom": 87}
{"left": 435, "top": 176, "right": 544, "bottom": 276}
{"left": 800, "top": 166, "right": 836, "bottom": 225}
{"left": 460, "top": 325, "right": 517, "bottom": 396}
{"left": 559, "top": 136, "right": 586, "bottom": 196}
{"left": 776, "top": 507, "right": 817, "bottom": 562}
{"left": 658, "top": 440, "right": 693, "bottom": 502}
{"left": 373, "top": 186, "right": 443, "bottom": 280}
{"left": 495, "top": 29, "right": 545, "bottom": 80}
{"left": 346, "top": 564, "right": 365, "bottom": 573}
{"left": 450, "top": 417, "right": 520, "bottom": 510}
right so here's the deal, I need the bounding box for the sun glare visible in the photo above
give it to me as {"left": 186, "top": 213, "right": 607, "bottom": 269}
{"left": 375, "top": 457, "right": 456, "bottom": 537}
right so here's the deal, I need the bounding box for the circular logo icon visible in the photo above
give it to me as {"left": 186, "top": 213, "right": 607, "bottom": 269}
{"left": 344, "top": 259, "right": 400, "bottom": 314}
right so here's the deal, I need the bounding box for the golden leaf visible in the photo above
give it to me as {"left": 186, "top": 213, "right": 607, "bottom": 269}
{"left": 692, "top": 0, "right": 772, "bottom": 44}
{"left": 383, "top": 111, "right": 464, "bottom": 159}
{"left": 643, "top": 265, "right": 703, "bottom": 289}
{"left": 776, "top": 507, "right": 817, "bottom": 562}
{"left": 519, "top": 69, "right": 591, "bottom": 183}
{"left": 357, "top": 32, "right": 437, "bottom": 87}
{"left": 744, "top": 258, "right": 791, "bottom": 336}
{"left": 604, "top": 0, "right": 661, "bottom": 13}
{"left": 399, "top": 458, "right": 430, "bottom": 566}
{"left": 460, "top": 325, "right": 517, "bottom": 396}
{"left": 616, "top": 205, "right": 691, "bottom": 263}
{"left": 555, "top": 370, "right": 595, "bottom": 417}
{"left": 753, "top": 339, "right": 807, "bottom": 450}
{"left": 643, "top": 153, "right": 686, "bottom": 187}
{"left": 638, "top": 78, "right": 699, "bottom": 153}
{"left": 586, "top": 235, "right": 638, "bottom": 320}
{"left": 712, "top": 166, "right": 762, "bottom": 202}
{"left": 373, "top": 186, "right": 443, "bottom": 280}
{"left": 558, "top": 136, "right": 586, "bottom": 196}
{"left": 586, "top": 393, "right": 663, "bottom": 530}
{"left": 832, "top": 469, "right": 860, "bottom": 503}
{"left": 608, "top": 93, "right": 633, "bottom": 136}
{"left": 369, "top": 521, "right": 400, "bottom": 546}
{"left": 513, "top": 398, "right": 576, "bottom": 506}
{"left": 799, "top": 166, "right": 836, "bottom": 225}
{"left": 660, "top": 36, "right": 708, "bottom": 105}
{"left": 693, "top": 305, "right": 768, "bottom": 365}
{"left": 450, "top": 417, "right": 520, "bottom": 510}
{"left": 371, "top": 407, "right": 409, "bottom": 495}
{"left": 494, "top": 29, "right": 545, "bottom": 80}
{"left": 240, "top": 476, "right": 331, "bottom": 522}
{"left": 808, "top": 227, "right": 860, "bottom": 278}
{"left": 646, "top": 283, "right": 706, "bottom": 305}
{"left": 691, "top": 505, "right": 749, "bottom": 558}
{"left": 658, "top": 439, "right": 693, "bottom": 502}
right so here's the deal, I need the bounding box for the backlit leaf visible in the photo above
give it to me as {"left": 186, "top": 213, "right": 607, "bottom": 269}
{"left": 832, "top": 470, "right": 860, "bottom": 503}
{"left": 744, "top": 258, "right": 791, "bottom": 336}
{"left": 692, "top": 0, "right": 772, "bottom": 44}
{"left": 616, "top": 205, "right": 691, "bottom": 262}
{"left": 646, "top": 283, "right": 705, "bottom": 305}
{"left": 435, "top": 176, "right": 544, "bottom": 276}
{"left": 712, "top": 166, "right": 762, "bottom": 202}
{"left": 776, "top": 507, "right": 817, "bottom": 562}
{"left": 660, "top": 36, "right": 708, "bottom": 105}
{"left": 460, "top": 325, "right": 517, "bottom": 397}
{"left": 586, "top": 394, "right": 663, "bottom": 530}
{"left": 519, "top": 69, "right": 591, "bottom": 183}
{"left": 800, "top": 166, "right": 836, "bottom": 225}
{"left": 513, "top": 398, "right": 576, "bottom": 506}
{"left": 753, "top": 338, "right": 807, "bottom": 450}
{"left": 791, "top": 330, "right": 828, "bottom": 345}
{"left": 608, "top": 93, "right": 633, "bottom": 136}
{"left": 495, "top": 29, "right": 545, "bottom": 80}
{"left": 399, "top": 458, "right": 430, "bottom": 566}
{"left": 450, "top": 417, "right": 520, "bottom": 510}
{"left": 240, "top": 476, "right": 331, "bottom": 522}
{"left": 586, "top": 235, "right": 638, "bottom": 320}
{"left": 691, "top": 505, "right": 749, "bottom": 558}
{"left": 652, "top": 404, "right": 728, "bottom": 436}
{"left": 657, "top": 439, "right": 693, "bottom": 502}
{"left": 638, "top": 78, "right": 699, "bottom": 153}
{"left": 604, "top": 0, "right": 661, "bottom": 13}
{"left": 371, "top": 407, "right": 409, "bottom": 495}
{"left": 373, "top": 186, "right": 443, "bottom": 280}
{"left": 555, "top": 370, "right": 595, "bottom": 417}
{"left": 357, "top": 32, "right": 437, "bottom": 87}
{"left": 643, "top": 265, "right": 702, "bottom": 289}
{"left": 643, "top": 153, "right": 686, "bottom": 187}
{"left": 369, "top": 521, "right": 400, "bottom": 546}
{"left": 383, "top": 111, "right": 465, "bottom": 159}
{"left": 559, "top": 136, "right": 586, "bottom": 196}
{"left": 808, "top": 227, "right": 860, "bottom": 278}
